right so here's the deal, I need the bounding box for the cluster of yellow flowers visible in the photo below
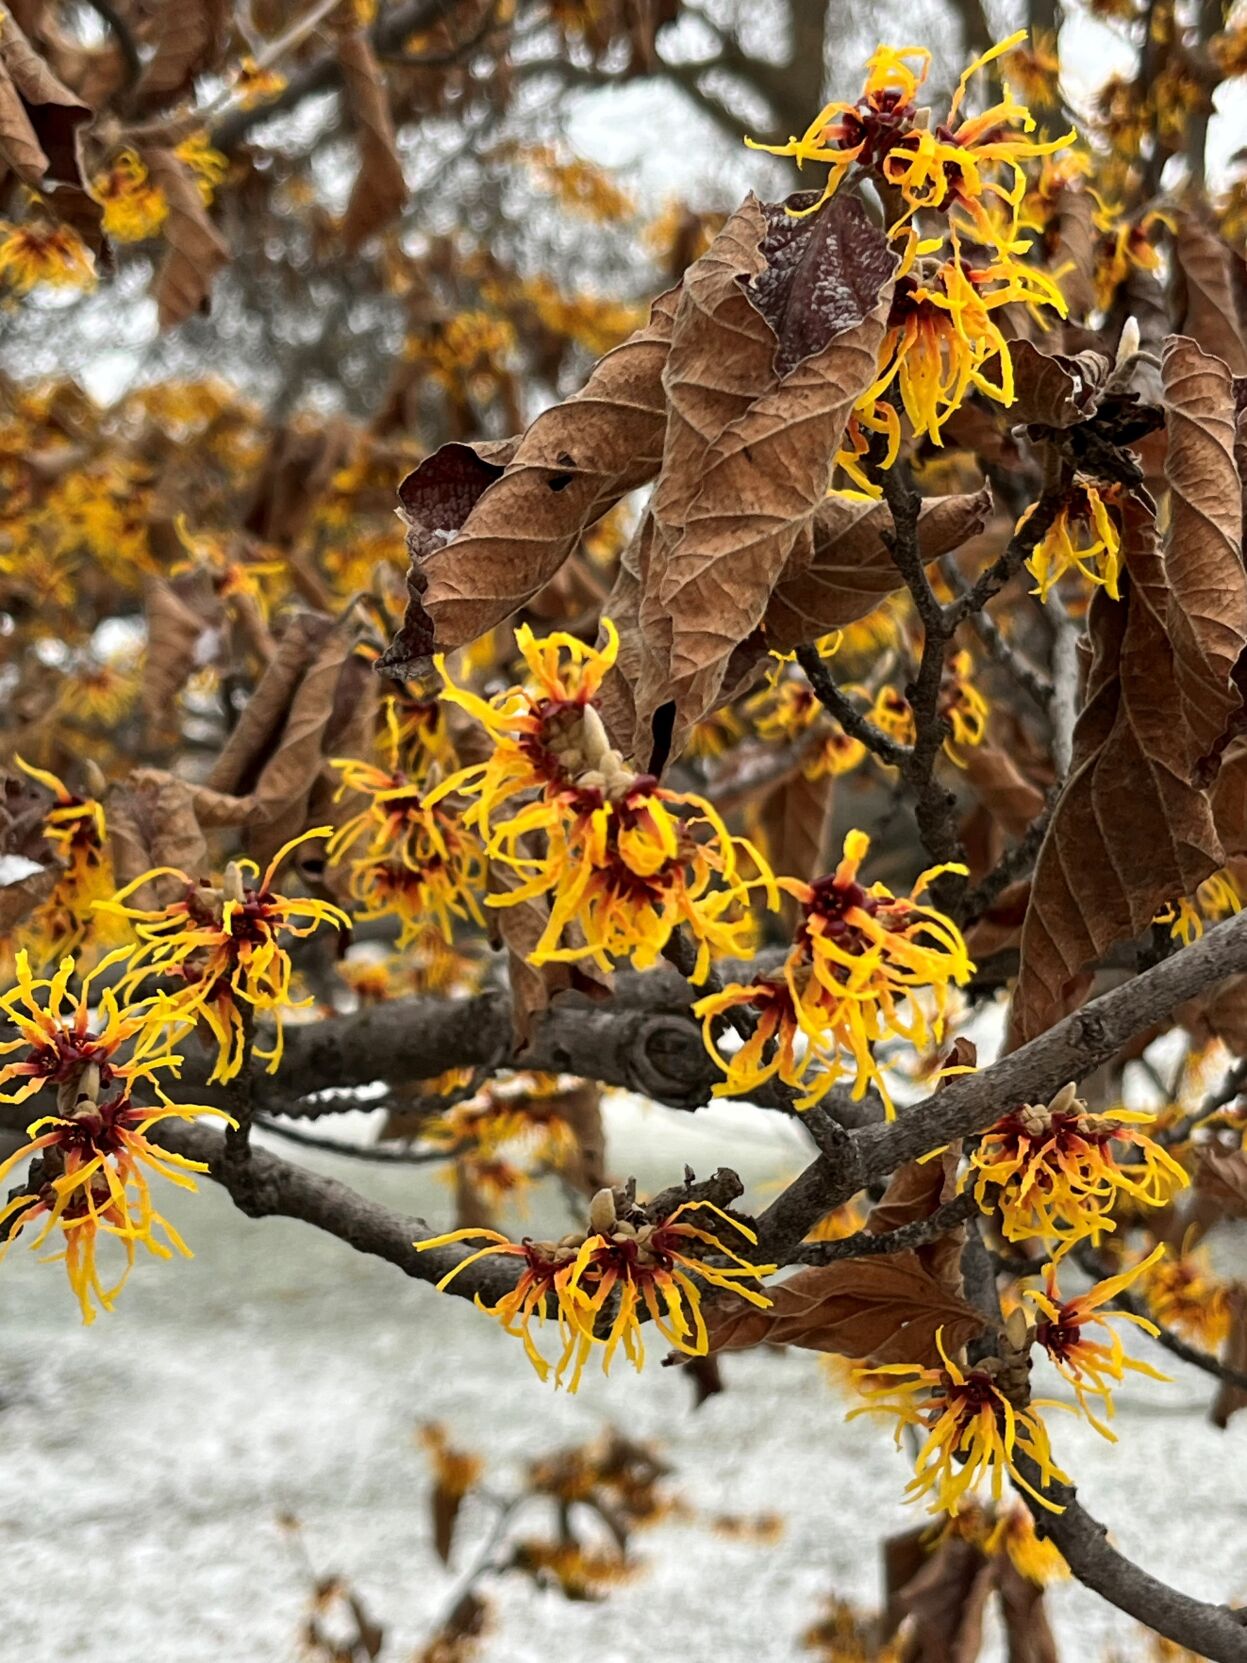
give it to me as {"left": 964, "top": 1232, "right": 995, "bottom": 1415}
{"left": 0, "top": 830, "right": 348, "bottom": 1318}
{"left": 752, "top": 33, "right": 1072, "bottom": 482}
{"left": 696, "top": 830, "right": 973, "bottom": 1114}
{"left": 418, "top": 1187, "right": 775, "bottom": 1390}
{"left": 433, "top": 621, "right": 771, "bottom": 980}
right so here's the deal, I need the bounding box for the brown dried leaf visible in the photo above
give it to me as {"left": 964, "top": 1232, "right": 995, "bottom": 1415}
{"left": 247, "top": 618, "right": 358, "bottom": 866}
{"left": 996, "top": 1560, "right": 1060, "bottom": 1663}
{"left": 703, "top": 1252, "right": 987, "bottom": 1367}
{"left": 337, "top": 28, "right": 406, "bottom": 251}
{"left": 431, "top": 1483, "right": 464, "bottom": 1566}
{"left": 1172, "top": 211, "right": 1247, "bottom": 377}
{"left": 141, "top": 575, "right": 212, "bottom": 724}
{"left": 136, "top": 0, "right": 232, "bottom": 104}
{"left": 867, "top": 1040, "right": 973, "bottom": 1293}
{"left": 958, "top": 747, "right": 1047, "bottom": 842}
{"left": 1014, "top": 497, "right": 1224, "bottom": 1041}
{"left": 894, "top": 1535, "right": 992, "bottom": 1663}
{"left": 1211, "top": 1285, "right": 1247, "bottom": 1429}
{"left": 762, "top": 487, "right": 993, "bottom": 651}
{"left": 1176, "top": 970, "right": 1247, "bottom": 1056}
{"left": 143, "top": 147, "right": 230, "bottom": 330}
{"left": 558, "top": 1080, "right": 607, "bottom": 1196}
{"left": 490, "top": 859, "right": 611, "bottom": 1051}
{"left": 1047, "top": 186, "right": 1098, "bottom": 323}
{"left": 0, "top": 13, "right": 91, "bottom": 189}
{"left": 0, "top": 858, "right": 55, "bottom": 933}
{"left": 1194, "top": 1145, "right": 1247, "bottom": 1219}
{"left": 1162, "top": 336, "right": 1247, "bottom": 764}
{"left": 753, "top": 766, "right": 832, "bottom": 893}
{"left": 639, "top": 193, "right": 896, "bottom": 728}
{"left": 208, "top": 611, "right": 336, "bottom": 797}
{"left": 1008, "top": 337, "right": 1111, "bottom": 428}
{"left": 380, "top": 289, "right": 680, "bottom": 673}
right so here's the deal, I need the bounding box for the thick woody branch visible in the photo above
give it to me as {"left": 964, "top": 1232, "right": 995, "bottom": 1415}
{"left": 1016, "top": 1456, "right": 1247, "bottom": 1661}
{"left": 856, "top": 910, "right": 1247, "bottom": 1178}
{"left": 156, "top": 1120, "right": 525, "bottom": 1302}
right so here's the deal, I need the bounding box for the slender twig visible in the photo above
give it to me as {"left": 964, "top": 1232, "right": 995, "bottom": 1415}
{"left": 795, "top": 646, "right": 909, "bottom": 767}
{"left": 254, "top": 1116, "right": 466, "bottom": 1164}
{"left": 793, "top": 1192, "right": 977, "bottom": 1264}
{"left": 958, "top": 785, "right": 1060, "bottom": 922}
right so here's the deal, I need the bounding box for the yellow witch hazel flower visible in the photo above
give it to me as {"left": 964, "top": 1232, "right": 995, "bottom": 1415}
{"left": 433, "top": 621, "right": 773, "bottom": 979}
{"left": 749, "top": 32, "right": 1074, "bottom": 462}
{"left": 849, "top": 1329, "right": 1070, "bottom": 1516}
{"left": 1023, "top": 1246, "right": 1169, "bottom": 1438}
{"left": 967, "top": 1083, "right": 1188, "bottom": 1253}
{"left": 0, "top": 215, "right": 95, "bottom": 294}
{"left": 92, "top": 150, "right": 169, "bottom": 242}
{"left": 1156, "top": 867, "right": 1243, "bottom": 947}
{"left": 97, "top": 831, "right": 349, "bottom": 1080}
{"left": 0, "top": 950, "right": 224, "bottom": 1322}
{"left": 695, "top": 829, "right": 973, "bottom": 1113}
{"left": 416, "top": 1186, "right": 775, "bottom": 1391}
{"left": 12, "top": 757, "right": 122, "bottom": 964}
{"left": 1023, "top": 479, "right": 1124, "bottom": 602}
{"left": 326, "top": 700, "right": 486, "bottom": 945}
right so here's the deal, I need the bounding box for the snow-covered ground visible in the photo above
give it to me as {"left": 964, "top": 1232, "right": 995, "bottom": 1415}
{"left": 2, "top": 1096, "right": 1245, "bottom": 1663}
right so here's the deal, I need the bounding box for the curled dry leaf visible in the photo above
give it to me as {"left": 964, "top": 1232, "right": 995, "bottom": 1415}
{"left": 1014, "top": 496, "right": 1224, "bottom": 1042}
{"left": 634, "top": 192, "right": 896, "bottom": 738}
{"left": 1194, "top": 1144, "right": 1247, "bottom": 1220}
{"left": 489, "top": 856, "right": 611, "bottom": 1051}
{"left": 143, "top": 147, "right": 230, "bottom": 330}
{"left": 141, "top": 573, "right": 217, "bottom": 726}
{"left": 1211, "top": 1285, "right": 1247, "bottom": 1429}
{"left": 701, "top": 1251, "right": 987, "bottom": 1368}
{"left": 753, "top": 766, "right": 833, "bottom": 895}
{"left": 957, "top": 746, "right": 1047, "bottom": 843}
{"left": 1176, "top": 969, "right": 1247, "bottom": 1056}
{"left": 0, "top": 12, "right": 92, "bottom": 190}
{"left": 762, "top": 486, "right": 993, "bottom": 651}
{"left": 135, "top": 0, "right": 232, "bottom": 105}
{"left": 1161, "top": 336, "right": 1247, "bottom": 766}
{"left": 207, "top": 611, "right": 338, "bottom": 797}
{"left": 1007, "top": 337, "right": 1111, "bottom": 429}
{"left": 337, "top": 28, "right": 407, "bottom": 252}
{"left": 0, "top": 858, "right": 56, "bottom": 934}
{"left": 379, "top": 289, "right": 680, "bottom": 674}
{"left": 891, "top": 1534, "right": 993, "bottom": 1663}
{"left": 866, "top": 1039, "right": 974, "bottom": 1295}
{"left": 247, "top": 616, "right": 361, "bottom": 866}
{"left": 1172, "top": 210, "right": 1247, "bottom": 377}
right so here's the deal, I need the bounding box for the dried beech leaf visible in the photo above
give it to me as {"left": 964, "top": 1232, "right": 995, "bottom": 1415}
{"left": 893, "top": 1535, "right": 993, "bottom": 1663}
{"left": 141, "top": 576, "right": 211, "bottom": 724}
{"left": 1172, "top": 211, "right": 1247, "bottom": 377}
{"left": 144, "top": 147, "right": 230, "bottom": 330}
{"left": 0, "top": 859, "right": 56, "bottom": 933}
{"left": 0, "top": 13, "right": 91, "bottom": 189}
{"left": 753, "top": 766, "right": 832, "bottom": 894}
{"left": 558, "top": 1081, "right": 607, "bottom": 1196}
{"left": 432, "top": 1483, "right": 464, "bottom": 1566}
{"left": 996, "top": 1560, "right": 1060, "bottom": 1663}
{"left": 703, "top": 1252, "right": 987, "bottom": 1367}
{"left": 1176, "top": 969, "right": 1247, "bottom": 1056}
{"left": 763, "top": 487, "right": 993, "bottom": 651}
{"left": 338, "top": 29, "right": 406, "bottom": 251}
{"left": 1008, "top": 337, "right": 1111, "bottom": 427}
{"left": 208, "top": 611, "right": 337, "bottom": 796}
{"left": 490, "top": 858, "right": 610, "bottom": 1050}
{"left": 958, "top": 747, "right": 1047, "bottom": 841}
{"left": 1014, "top": 497, "right": 1224, "bottom": 1041}
{"left": 640, "top": 193, "right": 896, "bottom": 728}
{"left": 1194, "top": 1145, "right": 1247, "bottom": 1219}
{"left": 247, "top": 619, "right": 358, "bottom": 865}
{"left": 381, "top": 289, "right": 681, "bottom": 672}
{"left": 1161, "top": 336, "right": 1247, "bottom": 764}
{"left": 137, "top": 0, "right": 231, "bottom": 104}
{"left": 1211, "top": 1286, "right": 1247, "bottom": 1429}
